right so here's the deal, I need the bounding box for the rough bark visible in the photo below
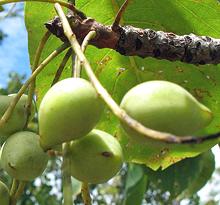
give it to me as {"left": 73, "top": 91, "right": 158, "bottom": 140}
{"left": 45, "top": 13, "right": 220, "bottom": 65}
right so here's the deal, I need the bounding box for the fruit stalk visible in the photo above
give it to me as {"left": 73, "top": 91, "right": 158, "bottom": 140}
{"left": 26, "top": 31, "right": 51, "bottom": 128}
{"left": 81, "top": 183, "right": 91, "bottom": 205}
{"left": 62, "top": 143, "right": 73, "bottom": 205}
{"left": 54, "top": 3, "right": 220, "bottom": 144}
{"left": 0, "top": 43, "right": 69, "bottom": 128}
{"left": 10, "top": 181, "right": 26, "bottom": 205}
{"left": 10, "top": 179, "right": 18, "bottom": 197}
{"left": 0, "top": 0, "right": 80, "bottom": 13}
{"left": 52, "top": 48, "right": 72, "bottom": 86}
{"left": 74, "top": 30, "right": 96, "bottom": 78}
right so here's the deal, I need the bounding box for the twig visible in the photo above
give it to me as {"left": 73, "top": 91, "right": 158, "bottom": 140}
{"left": 25, "top": 31, "right": 51, "bottom": 128}
{"left": 0, "top": 43, "right": 69, "bottom": 128}
{"left": 0, "top": 0, "right": 84, "bottom": 15}
{"left": 55, "top": 3, "right": 220, "bottom": 144}
{"left": 112, "top": 0, "right": 131, "bottom": 30}
{"left": 62, "top": 143, "right": 73, "bottom": 205}
{"left": 51, "top": 48, "right": 72, "bottom": 86}
{"left": 74, "top": 31, "right": 96, "bottom": 78}
{"left": 81, "top": 183, "right": 91, "bottom": 205}
{"left": 0, "top": 2, "right": 16, "bottom": 19}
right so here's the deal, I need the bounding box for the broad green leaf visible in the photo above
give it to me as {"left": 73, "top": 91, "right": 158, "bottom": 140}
{"left": 181, "top": 151, "right": 215, "bottom": 198}
{"left": 123, "top": 164, "right": 147, "bottom": 205}
{"left": 25, "top": 0, "right": 220, "bottom": 169}
{"left": 145, "top": 151, "right": 215, "bottom": 198}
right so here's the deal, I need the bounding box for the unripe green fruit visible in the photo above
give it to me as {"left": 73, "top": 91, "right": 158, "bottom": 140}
{"left": 39, "top": 78, "right": 104, "bottom": 150}
{"left": 0, "top": 131, "right": 48, "bottom": 181}
{"left": 0, "top": 181, "right": 9, "bottom": 205}
{"left": 0, "top": 94, "right": 35, "bottom": 137}
{"left": 69, "top": 129, "right": 123, "bottom": 184}
{"left": 120, "top": 81, "right": 213, "bottom": 136}
{"left": 8, "top": 94, "right": 35, "bottom": 121}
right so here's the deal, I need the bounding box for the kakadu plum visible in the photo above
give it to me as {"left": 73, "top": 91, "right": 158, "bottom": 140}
{"left": 0, "top": 181, "right": 9, "bottom": 205}
{"left": 69, "top": 129, "right": 123, "bottom": 184}
{"left": 0, "top": 131, "right": 48, "bottom": 181}
{"left": 120, "top": 80, "right": 213, "bottom": 137}
{"left": 39, "top": 78, "right": 104, "bottom": 150}
{"left": 0, "top": 94, "right": 35, "bottom": 137}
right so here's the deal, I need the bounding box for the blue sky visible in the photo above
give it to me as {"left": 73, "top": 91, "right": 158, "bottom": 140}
{"left": 0, "top": 4, "right": 30, "bottom": 87}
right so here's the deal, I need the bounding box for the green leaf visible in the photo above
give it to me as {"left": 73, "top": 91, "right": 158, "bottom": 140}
{"left": 181, "top": 151, "right": 215, "bottom": 198}
{"left": 144, "top": 151, "right": 215, "bottom": 198}
{"left": 123, "top": 164, "right": 147, "bottom": 205}
{"left": 25, "top": 0, "right": 220, "bottom": 169}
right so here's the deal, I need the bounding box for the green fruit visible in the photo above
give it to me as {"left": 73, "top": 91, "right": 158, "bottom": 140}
{"left": 39, "top": 78, "right": 104, "bottom": 150}
{"left": 69, "top": 129, "right": 123, "bottom": 184}
{"left": 0, "top": 131, "right": 48, "bottom": 181}
{"left": 8, "top": 93, "right": 35, "bottom": 121}
{"left": 120, "top": 80, "right": 213, "bottom": 136}
{"left": 0, "top": 181, "right": 9, "bottom": 205}
{"left": 0, "top": 94, "right": 35, "bottom": 137}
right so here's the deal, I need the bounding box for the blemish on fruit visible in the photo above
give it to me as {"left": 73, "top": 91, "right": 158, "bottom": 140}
{"left": 101, "top": 151, "right": 113, "bottom": 158}
{"left": 8, "top": 162, "right": 16, "bottom": 170}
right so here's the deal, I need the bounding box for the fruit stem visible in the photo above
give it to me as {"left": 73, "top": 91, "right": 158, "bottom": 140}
{"left": 55, "top": 3, "right": 220, "bottom": 144}
{"left": 0, "top": 0, "right": 79, "bottom": 13}
{"left": 25, "top": 31, "right": 51, "bottom": 128}
{"left": 81, "top": 182, "right": 91, "bottom": 205}
{"left": 10, "top": 179, "right": 18, "bottom": 196}
{"left": 0, "top": 43, "right": 69, "bottom": 128}
{"left": 74, "top": 31, "right": 96, "bottom": 78}
{"left": 62, "top": 143, "right": 74, "bottom": 205}
{"left": 52, "top": 48, "right": 73, "bottom": 86}
{"left": 10, "top": 181, "right": 26, "bottom": 205}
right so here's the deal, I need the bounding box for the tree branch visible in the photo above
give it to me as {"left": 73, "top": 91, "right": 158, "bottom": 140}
{"left": 46, "top": 13, "right": 220, "bottom": 65}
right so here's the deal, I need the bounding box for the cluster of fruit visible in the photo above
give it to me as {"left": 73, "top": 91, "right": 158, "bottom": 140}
{"left": 0, "top": 78, "right": 213, "bottom": 205}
